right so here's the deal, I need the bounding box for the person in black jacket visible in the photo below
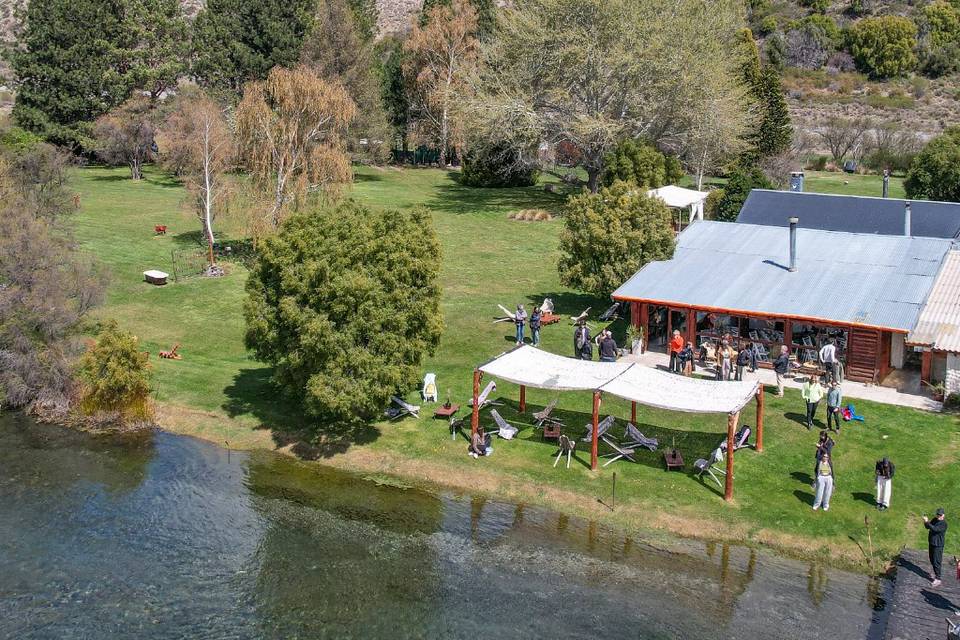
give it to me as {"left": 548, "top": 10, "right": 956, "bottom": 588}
{"left": 773, "top": 345, "right": 790, "bottom": 397}
{"left": 923, "top": 508, "right": 948, "bottom": 586}
{"left": 875, "top": 457, "right": 895, "bottom": 511}
{"left": 736, "top": 342, "right": 754, "bottom": 381}
{"left": 597, "top": 330, "right": 618, "bottom": 362}
{"left": 574, "top": 322, "right": 592, "bottom": 360}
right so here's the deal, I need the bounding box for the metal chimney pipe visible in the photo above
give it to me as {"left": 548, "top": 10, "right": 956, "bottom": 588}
{"left": 882, "top": 170, "right": 890, "bottom": 198}
{"left": 905, "top": 201, "right": 912, "bottom": 237}
{"left": 788, "top": 217, "right": 798, "bottom": 272}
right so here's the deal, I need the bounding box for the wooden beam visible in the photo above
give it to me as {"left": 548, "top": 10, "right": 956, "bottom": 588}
{"left": 724, "top": 411, "right": 738, "bottom": 501}
{"left": 471, "top": 369, "right": 481, "bottom": 439}
{"left": 591, "top": 391, "right": 601, "bottom": 471}
{"left": 631, "top": 401, "right": 637, "bottom": 425}
{"left": 519, "top": 385, "right": 526, "bottom": 413}
{"left": 755, "top": 384, "right": 764, "bottom": 453}
{"left": 921, "top": 350, "right": 933, "bottom": 385}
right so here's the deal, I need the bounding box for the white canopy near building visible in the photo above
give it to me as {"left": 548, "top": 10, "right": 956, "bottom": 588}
{"left": 471, "top": 346, "right": 765, "bottom": 499}
{"left": 647, "top": 185, "right": 710, "bottom": 227}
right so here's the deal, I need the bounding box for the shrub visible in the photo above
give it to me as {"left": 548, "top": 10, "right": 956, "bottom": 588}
{"left": 602, "top": 139, "right": 683, "bottom": 189}
{"left": 846, "top": 16, "right": 918, "bottom": 79}
{"left": 509, "top": 209, "right": 553, "bottom": 221}
{"left": 714, "top": 165, "right": 772, "bottom": 221}
{"left": 76, "top": 321, "right": 152, "bottom": 422}
{"left": 460, "top": 142, "right": 540, "bottom": 187}
{"left": 704, "top": 188, "right": 724, "bottom": 219}
{"left": 905, "top": 127, "right": 960, "bottom": 202}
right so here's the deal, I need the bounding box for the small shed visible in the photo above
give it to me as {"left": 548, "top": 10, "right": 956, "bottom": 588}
{"left": 647, "top": 185, "right": 710, "bottom": 233}
{"left": 907, "top": 250, "right": 960, "bottom": 392}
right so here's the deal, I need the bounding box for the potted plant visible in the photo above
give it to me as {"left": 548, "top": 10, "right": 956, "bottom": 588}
{"left": 923, "top": 380, "right": 947, "bottom": 402}
{"left": 626, "top": 324, "right": 644, "bottom": 355}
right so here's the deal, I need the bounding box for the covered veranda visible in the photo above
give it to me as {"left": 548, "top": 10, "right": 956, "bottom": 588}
{"left": 471, "top": 346, "right": 764, "bottom": 501}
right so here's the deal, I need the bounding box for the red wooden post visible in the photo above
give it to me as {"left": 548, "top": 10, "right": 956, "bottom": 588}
{"left": 591, "top": 391, "right": 601, "bottom": 471}
{"left": 724, "top": 411, "right": 738, "bottom": 501}
{"left": 519, "top": 385, "right": 526, "bottom": 413}
{"left": 755, "top": 384, "right": 765, "bottom": 453}
{"left": 631, "top": 401, "right": 637, "bottom": 425}
{"left": 471, "top": 369, "right": 481, "bottom": 439}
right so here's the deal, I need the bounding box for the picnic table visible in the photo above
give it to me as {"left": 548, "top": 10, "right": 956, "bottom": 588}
{"left": 664, "top": 449, "right": 684, "bottom": 471}
{"left": 539, "top": 313, "right": 561, "bottom": 325}
{"left": 433, "top": 403, "right": 460, "bottom": 419}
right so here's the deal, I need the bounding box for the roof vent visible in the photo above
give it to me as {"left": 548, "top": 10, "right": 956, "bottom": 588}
{"left": 789, "top": 217, "right": 799, "bottom": 272}
{"left": 905, "top": 201, "right": 912, "bottom": 237}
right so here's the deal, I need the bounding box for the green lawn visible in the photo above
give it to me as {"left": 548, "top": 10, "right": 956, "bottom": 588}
{"left": 71, "top": 165, "right": 957, "bottom": 568}
{"left": 803, "top": 170, "right": 907, "bottom": 199}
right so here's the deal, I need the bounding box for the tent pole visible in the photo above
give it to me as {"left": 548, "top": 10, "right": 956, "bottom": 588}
{"left": 724, "top": 411, "right": 738, "bottom": 501}
{"left": 755, "top": 384, "right": 764, "bottom": 453}
{"left": 631, "top": 401, "right": 636, "bottom": 425}
{"left": 591, "top": 391, "right": 601, "bottom": 471}
{"left": 519, "top": 385, "right": 526, "bottom": 413}
{"left": 471, "top": 369, "right": 481, "bottom": 440}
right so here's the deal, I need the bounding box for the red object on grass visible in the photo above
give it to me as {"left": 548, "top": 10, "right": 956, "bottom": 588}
{"left": 154, "top": 225, "right": 167, "bottom": 235}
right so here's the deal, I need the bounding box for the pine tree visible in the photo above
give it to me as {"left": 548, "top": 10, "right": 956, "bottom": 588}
{"left": 755, "top": 66, "right": 792, "bottom": 157}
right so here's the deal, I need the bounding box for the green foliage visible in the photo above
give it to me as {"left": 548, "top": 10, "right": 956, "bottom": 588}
{"left": 765, "top": 32, "right": 787, "bottom": 70}
{"left": 918, "top": 1, "right": 960, "bottom": 77}
{"left": 799, "top": 0, "right": 828, "bottom": 12}
{"left": 192, "top": 0, "right": 316, "bottom": 94}
{"left": 754, "top": 66, "right": 793, "bottom": 158}
{"left": 714, "top": 164, "right": 772, "bottom": 221}
{"left": 244, "top": 201, "right": 443, "bottom": 427}
{"left": 10, "top": 0, "right": 131, "bottom": 150}
{"left": 759, "top": 16, "right": 778, "bottom": 36}
{"left": 377, "top": 36, "right": 411, "bottom": 145}
{"left": 905, "top": 127, "right": 960, "bottom": 203}
{"left": 558, "top": 181, "right": 675, "bottom": 296}
{"left": 0, "top": 126, "right": 43, "bottom": 154}
{"left": 704, "top": 188, "right": 725, "bottom": 219}
{"left": 803, "top": 14, "right": 842, "bottom": 50}
{"left": 461, "top": 143, "right": 540, "bottom": 187}
{"left": 420, "top": 0, "right": 497, "bottom": 38}
{"left": 601, "top": 139, "right": 684, "bottom": 189}
{"left": 346, "top": 0, "right": 379, "bottom": 42}
{"left": 77, "top": 320, "right": 152, "bottom": 420}
{"left": 846, "top": 16, "right": 918, "bottom": 79}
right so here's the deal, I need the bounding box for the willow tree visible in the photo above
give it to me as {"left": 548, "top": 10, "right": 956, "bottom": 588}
{"left": 474, "top": 0, "right": 749, "bottom": 192}
{"left": 235, "top": 66, "right": 356, "bottom": 228}
{"left": 158, "top": 90, "right": 235, "bottom": 265}
{"left": 403, "top": 0, "right": 480, "bottom": 166}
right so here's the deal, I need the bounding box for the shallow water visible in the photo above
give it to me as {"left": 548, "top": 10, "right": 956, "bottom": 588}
{"left": 0, "top": 412, "right": 888, "bottom": 639}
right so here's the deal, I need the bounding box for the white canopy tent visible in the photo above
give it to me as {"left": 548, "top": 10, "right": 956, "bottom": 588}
{"left": 471, "top": 346, "right": 765, "bottom": 500}
{"left": 647, "top": 185, "right": 711, "bottom": 229}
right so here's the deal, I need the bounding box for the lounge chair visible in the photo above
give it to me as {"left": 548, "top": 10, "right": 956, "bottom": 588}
{"left": 718, "top": 426, "right": 751, "bottom": 452}
{"left": 469, "top": 381, "right": 499, "bottom": 408}
{"left": 386, "top": 396, "right": 421, "bottom": 420}
{"left": 489, "top": 409, "right": 519, "bottom": 440}
{"left": 602, "top": 438, "right": 640, "bottom": 467}
{"left": 533, "top": 398, "right": 560, "bottom": 427}
{"left": 693, "top": 447, "right": 726, "bottom": 488}
{"left": 598, "top": 302, "right": 621, "bottom": 321}
{"left": 580, "top": 415, "right": 616, "bottom": 443}
{"left": 623, "top": 423, "right": 658, "bottom": 451}
{"left": 553, "top": 434, "right": 577, "bottom": 468}
{"left": 422, "top": 373, "right": 438, "bottom": 402}
{"left": 540, "top": 298, "right": 555, "bottom": 315}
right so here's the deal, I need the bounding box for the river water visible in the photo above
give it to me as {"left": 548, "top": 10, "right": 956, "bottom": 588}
{"left": 0, "top": 412, "right": 889, "bottom": 639}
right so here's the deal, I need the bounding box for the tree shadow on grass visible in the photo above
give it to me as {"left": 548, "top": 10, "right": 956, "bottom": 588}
{"left": 425, "top": 174, "right": 569, "bottom": 216}
{"left": 222, "top": 366, "right": 381, "bottom": 459}
{"left": 88, "top": 173, "right": 131, "bottom": 182}
{"left": 352, "top": 171, "right": 384, "bottom": 182}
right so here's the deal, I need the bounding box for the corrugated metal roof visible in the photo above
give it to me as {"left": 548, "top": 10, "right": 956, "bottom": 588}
{"left": 612, "top": 221, "right": 953, "bottom": 331}
{"left": 737, "top": 190, "right": 960, "bottom": 239}
{"left": 908, "top": 251, "right": 960, "bottom": 351}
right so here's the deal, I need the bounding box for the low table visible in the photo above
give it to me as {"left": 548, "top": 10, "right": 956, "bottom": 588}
{"left": 433, "top": 404, "right": 460, "bottom": 419}
{"left": 540, "top": 313, "right": 561, "bottom": 325}
{"left": 143, "top": 269, "right": 169, "bottom": 286}
{"left": 664, "top": 449, "right": 684, "bottom": 471}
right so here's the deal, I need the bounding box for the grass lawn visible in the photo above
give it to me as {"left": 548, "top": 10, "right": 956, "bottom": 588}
{"left": 803, "top": 170, "right": 906, "bottom": 199}
{"left": 71, "top": 165, "right": 958, "bottom": 569}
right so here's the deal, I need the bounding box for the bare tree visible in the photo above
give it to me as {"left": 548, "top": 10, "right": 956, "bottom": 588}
{"left": 10, "top": 143, "right": 75, "bottom": 221}
{"left": 158, "top": 90, "right": 235, "bottom": 265}
{"left": 404, "top": 0, "right": 480, "bottom": 166}
{"left": 235, "top": 65, "right": 356, "bottom": 228}
{"left": 818, "top": 116, "right": 872, "bottom": 164}
{"left": 94, "top": 96, "right": 159, "bottom": 180}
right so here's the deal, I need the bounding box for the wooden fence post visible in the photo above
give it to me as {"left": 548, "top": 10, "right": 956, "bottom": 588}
{"left": 471, "top": 369, "right": 481, "bottom": 440}
{"left": 519, "top": 385, "right": 526, "bottom": 413}
{"left": 724, "top": 411, "right": 738, "bottom": 501}
{"left": 591, "top": 391, "right": 601, "bottom": 471}
{"left": 755, "top": 384, "right": 764, "bottom": 453}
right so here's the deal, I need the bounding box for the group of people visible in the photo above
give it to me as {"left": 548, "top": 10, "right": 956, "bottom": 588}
{"left": 810, "top": 431, "right": 894, "bottom": 512}
{"left": 800, "top": 376, "right": 843, "bottom": 431}
{"left": 669, "top": 330, "right": 757, "bottom": 380}
{"left": 512, "top": 304, "right": 542, "bottom": 347}
{"left": 574, "top": 322, "right": 618, "bottom": 362}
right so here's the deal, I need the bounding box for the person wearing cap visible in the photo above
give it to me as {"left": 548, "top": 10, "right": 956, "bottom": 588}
{"left": 669, "top": 329, "right": 684, "bottom": 373}
{"left": 923, "top": 508, "right": 948, "bottom": 586}
{"left": 514, "top": 304, "right": 527, "bottom": 346}
{"left": 597, "top": 330, "right": 618, "bottom": 362}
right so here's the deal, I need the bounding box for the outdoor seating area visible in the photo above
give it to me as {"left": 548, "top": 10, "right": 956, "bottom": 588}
{"left": 465, "top": 345, "right": 763, "bottom": 500}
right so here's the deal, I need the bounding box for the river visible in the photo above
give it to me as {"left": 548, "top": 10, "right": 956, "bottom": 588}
{"left": 0, "top": 412, "right": 889, "bottom": 639}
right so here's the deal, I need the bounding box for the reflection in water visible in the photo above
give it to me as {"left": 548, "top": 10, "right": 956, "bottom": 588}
{"left": 0, "top": 414, "right": 888, "bottom": 639}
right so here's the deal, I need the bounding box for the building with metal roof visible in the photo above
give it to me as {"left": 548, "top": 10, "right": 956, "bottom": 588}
{"left": 737, "top": 190, "right": 960, "bottom": 239}
{"left": 908, "top": 251, "right": 960, "bottom": 392}
{"left": 612, "top": 220, "right": 954, "bottom": 383}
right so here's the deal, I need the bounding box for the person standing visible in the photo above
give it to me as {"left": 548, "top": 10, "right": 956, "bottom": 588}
{"left": 774, "top": 345, "right": 790, "bottom": 397}
{"left": 574, "top": 322, "right": 592, "bottom": 360}
{"left": 678, "top": 341, "right": 695, "bottom": 376}
{"left": 874, "top": 457, "right": 895, "bottom": 511}
{"left": 802, "top": 376, "right": 824, "bottom": 430}
{"left": 598, "top": 330, "right": 618, "bottom": 362}
{"left": 826, "top": 380, "right": 842, "bottom": 432}
{"left": 669, "top": 329, "right": 684, "bottom": 373}
{"left": 736, "top": 343, "right": 753, "bottom": 381}
{"left": 717, "top": 340, "right": 734, "bottom": 381}
{"left": 923, "top": 508, "right": 948, "bottom": 586}
{"left": 812, "top": 452, "right": 834, "bottom": 511}
{"left": 514, "top": 304, "right": 527, "bottom": 346}
{"left": 529, "top": 306, "right": 542, "bottom": 347}
{"left": 819, "top": 339, "right": 839, "bottom": 382}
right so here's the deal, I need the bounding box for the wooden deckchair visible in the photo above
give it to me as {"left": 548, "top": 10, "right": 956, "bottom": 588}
{"left": 533, "top": 398, "right": 560, "bottom": 427}
{"left": 623, "top": 423, "right": 658, "bottom": 451}
{"left": 580, "top": 415, "right": 615, "bottom": 443}
{"left": 598, "top": 302, "right": 621, "bottom": 322}
{"left": 694, "top": 448, "right": 726, "bottom": 488}
{"left": 469, "top": 381, "right": 500, "bottom": 408}
{"left": 386, "top": 396, "right": 421, "bottom": 420}
{"left": 553, "top": 434, "right": 577, "bottom": 469}
{"left": 489, "top": 409, "right": 519, "bottom": 439}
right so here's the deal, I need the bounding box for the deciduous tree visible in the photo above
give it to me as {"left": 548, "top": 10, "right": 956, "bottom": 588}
{"left": 158, "top": 90, "right": 235, "bottom": 264}
{"left": 403, "top": 0, "right": 480, "bottom": 166}
{"left": 817, "top": 115, "right": 871, "bottom": 165}
{"left": 847, "top": 16, "right": 917, "bottom": 79}
{"left": 558, "top": 181, "right": 675, "bottom": 296}
{"left": 94, "top": 96, "right": 160, "bottom": 180}
{"left": 235, "top": 66, "right": 356, "bottom": 228}
{"left": 244, "top": 201, "right": 443, "bottom": 428}
{"left": 77, "top": 320, "right": 153, "bottom": 423}
{"left": 602, "top": 139, "right": 683, "bottom": 189}
{"left": 905, "top": 126, "right": 960, "bottom": 203}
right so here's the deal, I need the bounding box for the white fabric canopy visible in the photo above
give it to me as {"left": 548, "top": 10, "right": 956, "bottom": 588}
{"left": 597, "top": 363, "right": 759, "bottom": 414}
{"left": 647, "top": 185, "right": 710, "bottom": 224}
{"left": 478, "top": 345, "right": 758, "bottom": 414}
{"left": 479, "top": 345, "right": 632, "bottom": 391}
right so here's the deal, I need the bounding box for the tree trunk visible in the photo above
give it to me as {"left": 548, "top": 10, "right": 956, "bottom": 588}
{"left": 130, "top": 159, "right": 142, "bottom": 181}
{"left": 440, "top": 106, "right": 449, "bottom": 167}
{"left": 587, "top": 167, "right": 601, "bottom": 193}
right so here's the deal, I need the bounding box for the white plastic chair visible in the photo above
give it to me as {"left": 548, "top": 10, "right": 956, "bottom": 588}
{"left": 422, "top": 373, "right": 438, "bottom": 402}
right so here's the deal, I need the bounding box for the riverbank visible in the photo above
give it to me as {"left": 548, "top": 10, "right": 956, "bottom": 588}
{"left": 72, "top": 164, "right": 959, "bottom": 572}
